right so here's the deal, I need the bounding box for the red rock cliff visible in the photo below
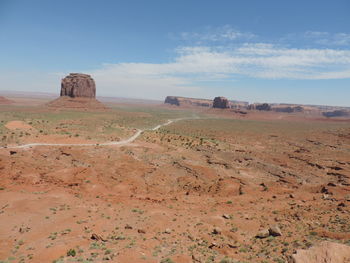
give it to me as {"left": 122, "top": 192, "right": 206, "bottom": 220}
{"left": 61, "top": 73, "right": 96, "bottom": 98}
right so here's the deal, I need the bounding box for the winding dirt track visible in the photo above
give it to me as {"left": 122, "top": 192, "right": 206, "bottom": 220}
{"left": 1, "top": 117, "right": 196, "bottom": 149}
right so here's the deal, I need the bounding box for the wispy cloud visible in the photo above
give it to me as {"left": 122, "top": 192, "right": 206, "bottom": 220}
{"left": 86, "top": 43, "right": 350, "bottom": 98}
{"left": 172, "top": 25, "right": 256, "bottom": 44}
{"left": 2, "top": 27, "right": 350, "bottom": 101}
{"left": 304, "top": 31, "right": 350, "bottom": 46}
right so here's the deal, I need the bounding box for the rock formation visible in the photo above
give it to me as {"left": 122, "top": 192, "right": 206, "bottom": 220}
{"left": 47, "top": 73, "right": 107, "bottom": 111}
{"left": 291, "top": 241, "right": 350, "bottom": 263}
{"left": 164, "top": 96, "right": 248, "bottom": 109}
{"left": 61, "top": 73, "right": 96, "bottom": 98}
{"left": 248, "top": 103, "right": 271, "bottom": 111}
{"left": 164, "top": 96, "right": 180, "bottom": 106}
{"left": 213, "top": 97, "right": 230, "bottom": 109}
{"left": 323, "top": 110, "right": 350, "bottom": 118}
{"left": 274, "top": 106, "right": 304, "bottom": 113}
{"left": 164, "top": 96, "right": 212, "bottom": 107}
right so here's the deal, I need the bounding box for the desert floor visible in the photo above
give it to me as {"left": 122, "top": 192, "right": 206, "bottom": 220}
{"left": 0, "top": 99, "right": 349, "bottom": 263}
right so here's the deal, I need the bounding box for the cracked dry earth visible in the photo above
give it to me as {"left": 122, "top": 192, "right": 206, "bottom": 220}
{"left": 0, "top": 111, "right": 350, "bottom": 263}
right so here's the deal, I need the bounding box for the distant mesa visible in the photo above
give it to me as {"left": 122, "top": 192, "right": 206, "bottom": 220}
{"left": 0, "top": 96, "right": 14, "bottom": 105}
{"left": 248, "top": 103, "right": 306, "bottom": 113}
{"left": 213, "top": 96, "right": 230, "bottom": 109}
{"left": 323, "top": 110, "right": 350, "bottom": 118}
{"left": 274, "top": 105, "right": 304, "bottom": 113}
{"left": 164, "top": 95, "right": 350, "bottom": 118}
{"left": 248, "top": 103, "right": 271, "bottom": 111}
{"left": 47, "top": 73, "right": 107, "bottom": 111}
{"left": 164, "top": 96, "right": 248, "bottom": 109}
{"left": 164, "top": 96, "right": 180, "bottom": 106}
{"left": 164, "top": 96, "right": 212, "bottom": 107}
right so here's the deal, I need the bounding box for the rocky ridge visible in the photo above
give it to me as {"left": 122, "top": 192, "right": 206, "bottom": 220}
{"left": 0, "top": 96, "right": 14, "bottom": 104}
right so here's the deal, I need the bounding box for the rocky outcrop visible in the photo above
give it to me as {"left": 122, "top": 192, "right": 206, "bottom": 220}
{"left": 274, "top": 106, "right": 304, "bottom": 113}
{"left": 323, "top": 110, "right": 350, "bottom": 118}
{"left": 291, "top": 241, "right": 350, "bottom": 263}
{"left": 164, "top": 96, "right": 248, "bottom": 109}
{"left": 248, "top": 103, "right": 271, "bottom": 111}
{"left": 230, "top": 100, "right": 249, "bottom": 109}
{"left": 61, "top": 73, "right": 96, "bottom": 98}
{"left": 164, "top": 96, "right": 212, "bottom": 107}
{"left": 164, "top": 96, "right": 180, "bottom": 106}
{"left": 47, "top": 73, "right": 106, "bottom": 111}
{"left": 213, "top": 97, "right": 230, "bottom": 109}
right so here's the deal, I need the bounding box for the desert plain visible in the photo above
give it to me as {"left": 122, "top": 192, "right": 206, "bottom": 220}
{"left": 0, "top": 96, "right": 350, "bottom": 263}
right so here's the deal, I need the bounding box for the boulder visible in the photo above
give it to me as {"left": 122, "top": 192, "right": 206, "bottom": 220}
{"left": 256, "top": 229, "right": 270, "bottom": 238}
{"left": 269, "top": 225, "right": 282, "bottom": 236}
{"left": 213, "top": 97, "right": 230, "bottom": 109}
{"left": 61, "top": 73, "right": 96, "bottom": 98}
{"left": 291, "top": 241, "right": 350, "bottom": 263}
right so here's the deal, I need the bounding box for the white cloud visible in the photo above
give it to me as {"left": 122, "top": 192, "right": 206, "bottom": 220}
{"left": 305, "top": 31, "right": 350, "bottom": 46}
{"left": 82, "top": 43, "right": 350, "bottom": 98}
{"left": 176, "top": 25, "right": 256, "bottom": 43}
{"left": 2, "top": 29, "right": 350, "bottom": 101}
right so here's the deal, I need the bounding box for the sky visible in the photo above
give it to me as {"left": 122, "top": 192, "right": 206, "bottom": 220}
{"left": 0, "top": 0, "right": 350, "bottom": 106}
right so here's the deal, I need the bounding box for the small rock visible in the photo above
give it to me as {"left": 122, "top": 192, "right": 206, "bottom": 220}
{"left": 212, "top": 227, "right": 222, "bottom": 235}
{"left": 124, "top": 224, "right": 132, "bottom": 229}
{"left": 222, "top": 214, "right": 231, "bottom": 219}
{"left": 269, "top": 225, "right": 282, "bottom": 237}
{"left": 10, "top": 151, "right": 17, "bottom": 155}
{"left": 256, "top": 229, "right": 270, "bottom": 238}
{"left": 19, "top": 226, "right": 30, "bottom": 233}
{"left": 322, "top": 194, "right": 329, "bottom": 200}
{"left": 164, "top": 228, "right": 171, "bottom": 234}
{"left": 209, "top": 242, "right": 218, "bottom": 249}
{"left": 91, "top": 233, "right": 106, "bottom": 242}
{"left": 289, "top": 194, "right": 295, "bottom": 198}
{"left": 137, "top": 229, "right": 146, "bottom": 234}
{"left": 321, "top": 186, "right": 330, "bottom": 194}
{"left": 338, "top": 202, "right": 346, "bottom": 207}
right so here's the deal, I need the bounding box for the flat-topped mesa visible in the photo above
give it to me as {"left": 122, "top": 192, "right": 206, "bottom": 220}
{"left": 213, "top": 96, "right": 230, "bottom": 109}
{"left": 61, "top": 73, "right": 96, "bottom": 98}
{"left": 248, "top": 103, "right": 271, "bottom": 111}
{"left": 164, "top": 96, "right": 212, "bottom": 107}
{"left": 164, "top": 96, "right": 180, "bottom": 106}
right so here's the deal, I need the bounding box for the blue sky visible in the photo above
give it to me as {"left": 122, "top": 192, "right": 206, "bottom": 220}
{"left": 1, "top": 0, "right": 350, "bottom": 106}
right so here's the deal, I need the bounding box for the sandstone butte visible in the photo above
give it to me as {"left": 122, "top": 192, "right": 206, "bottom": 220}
{"left": 60, "top": 73, "right": 96, "bottom": 98}
{"left": 47, "top": 73, "right": 107, "bottom": 110}
{"left": 213, "top": 96, "right": 231, "bottom": 109}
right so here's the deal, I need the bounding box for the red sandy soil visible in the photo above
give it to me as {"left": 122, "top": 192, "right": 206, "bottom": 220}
{"left": 47, "top": 97, "right": 108, "bottom": 111}
{"left": 0, "top": 104, "right": 349, "bottom": 263}
{"left": 5, "top": 121, "right": 34, "bottom": 131}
